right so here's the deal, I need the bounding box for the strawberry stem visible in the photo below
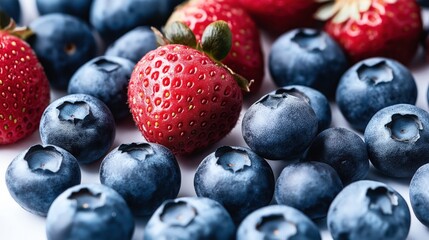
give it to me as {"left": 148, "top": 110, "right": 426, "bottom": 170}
{"left": 0, "top": 11, "right": 33, "bottom": 40}
{"left": 201, "top": 21, "right": 232, "bottom": 62}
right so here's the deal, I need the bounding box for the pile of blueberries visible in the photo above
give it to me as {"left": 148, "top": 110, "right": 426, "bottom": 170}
{"left": 4, "top": 0, "right": 429, "bottom": 239}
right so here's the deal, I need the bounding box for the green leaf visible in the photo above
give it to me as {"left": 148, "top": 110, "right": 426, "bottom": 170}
{"left": 201, "top": 21, "right": 232, "bottom": 61}
{"left": 163, "top": 21, "right": 197, "bottom": 48}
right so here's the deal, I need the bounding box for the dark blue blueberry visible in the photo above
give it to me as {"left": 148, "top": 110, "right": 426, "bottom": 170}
{"left": 68, "top": 56, "right": 134, "bottom": 120}
{"left": 144, "top": 197, "right": 235, "bottom": 240}
{"left": 29, "top": 13, "right": 97, "bottom": 90}
{"left": 274, "top": 161, "right": 343, "bottom": 219}
{"left": 242, "top": 89, "right": 318, "bottom": 160}
{"left": 36, "top": 0, "right": 93, "bottom": 21}
{"left": 0, "top": 0, "right": 20, "bottom": 23}
{"left": 417, "top": 0, "right": 429, "bottom": 8}
{"left": 194, "top": 146, "right": 275, "bottom": 223}
{"left": 328, "top": 180, "right": 411, "bottom": 240}
{"left": 237, "top": 205, "right": 321, "bottom": 240}
{"left": 336, "top": 57, "right": 417, "bottom": 131}
{"left": 280, "top": 85, "right": 331, "bottom": 132}
{"left": 46, "top": 183, "right": 134, "bottom": 240}
{"left": 39, "top": 94, "right": 116, "bottom": 164}
{"left": 305, "top": 127, "right": 369, "bottom": 185}
{"left": 269, "top": 28, "right": 348, "bottom": 98}
{"left": 364, "top": 104, "right": 429, "bottom": 178}
{"left": 5, "top": 144, "right": 81, "bottom": 216}
{"left": 410, "top": 163, "right": 429, "bottom": 227}
{"left": 105, "top": 27, "right": 157, "bottom": 63}
{"left": 100, "top": 142, "right": 181, "bottom": 216}
{"left": 90, "top": 0, "right": 185, "bottom": 43}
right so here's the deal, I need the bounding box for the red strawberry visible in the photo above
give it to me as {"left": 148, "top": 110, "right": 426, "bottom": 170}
{"left": 225, "top": 0, "right": 323, "bottom": 36}
{"left": 128, "top": 21, "right": 247, "bottom": 154}
{"left": 317, "top": 0, "right": 423, "bottom": 65}
{"left": 168, "top": 0, "right": 264, "bottom": 93}
{"left": 0, "top": 14, "right": 50, "bottom": 144}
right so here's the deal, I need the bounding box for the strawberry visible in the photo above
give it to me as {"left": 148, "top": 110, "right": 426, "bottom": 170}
{"left": 0, "top": 13, "right": 50, "bottom": 144}
{"left": 225, "top": 0, "right": 323, "bottom": 36}
{"left": 316, "top": 0, "right": 423, "bottom": 65}
{"left": 128, "top": 21, "right": 248, "bottom": 154}
{"left": 168, "top": 0, "right": 264, "bottom": 93}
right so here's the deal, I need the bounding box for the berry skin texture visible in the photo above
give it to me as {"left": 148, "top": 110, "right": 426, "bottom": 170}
{"left": 237, "top": 205, "right": 321, "bottom": 240}
{"left": 46, "top": 183, "right": 134, "bottom": 240}
{"left": 194, "top": 146, "right": 275, "bottom": 223}
{"left": 364, "top": 104, "right": 429, "bottom": 178}
{"left": 144, "top": 197, "right": 235, "bottom": 240}
{"left": 0, "top": 32, "right": 50, "bottom": 144}
{"left": 168, "top": 0, "right": 264, "bottom": 93}
{"left": 100, "top": 142, "right": 181, "bottom": 216}
{"left": 328, "top": 180, "right": 411, "bottom": 240}
{"left": 323, "top": 0, "right": 423, "bottom": 65}
{"left": 36, "top": 0, "right": 92, "bottom": 21}
{"left": 410, "top": 163, "right": 429, "bottom": 227}
{"left": 128, "top": 44, "right": 242, "bottom": 155}
{"left": 6, "top": 144, "right": 81, "bottom": 216}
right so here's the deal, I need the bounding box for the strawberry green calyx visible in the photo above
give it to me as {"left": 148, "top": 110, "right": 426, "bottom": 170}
{"left": 153, "top": 20, "right": 252, "bottom": 92}
{"left": 0, "top": 11, "right": 33, "bottom": 40}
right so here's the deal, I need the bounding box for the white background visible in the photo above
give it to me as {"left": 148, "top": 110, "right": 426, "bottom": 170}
{"left": 1, "top": 0, "right": 429, "bottom": 239}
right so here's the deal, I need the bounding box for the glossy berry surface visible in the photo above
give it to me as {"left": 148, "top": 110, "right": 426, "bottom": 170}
{"left": 29, "top": 13, "right": 97, "bottom": 90}
{"left": 68, "top": 56, "right": 135, "bottom": 120}
{"left": 100, "top": 142, "right": 181, "bottom": 216}
{"left": 237, "top": 205, "right": 321, "bottom": 240}
{"left": 269, "top": 28, "right": 348, "bottom": 97}
{"left": 128, "top": 44, "right": 242, "bottom": 155}
{"left": 36, "top": 0, "right": 92, "bottom": 21}
{"left": 144, "top": 197, "right": 235, "bottom": 240}
{"left": 305, "top": 127, "right": 369, "bottom": 185}
{"left": 336, "top": 57, "right": 417, "bottom": 131}
{"left": 6, "top": 144, "right": 81, "bottom": 216}
{"left": 364, "top": 104, "right": 429, "bottom": 178}
{"left": 280, "top": 85, "right": 331, "bottom": 132}
{"left": 105, "top": 26, "right": 157, "bottom": 63}
{"left": 328, "top": 180, "right": 411, "bottom": 240}
{"left": 242, "top": 89, "right": 318, "bottom": 160}
{"left": 194, "top": 146, "right": 274, "bottom": 223}
{"left": 410, "top": 163, "right": 429, "bottom": 227}
{"left": 275, "top": 161, "right": 343, "bottom": 219}
{"left": 39, "top": 94, "right": 116, "bottom": 164}
{"left": 168, "top": 0, "right": 264, "bottom": 93}
{"left": 0, "top": 29, "right": 50, "bottom": 144}
{"left": 46, "top": 183, "right": 134, "bottom": 240}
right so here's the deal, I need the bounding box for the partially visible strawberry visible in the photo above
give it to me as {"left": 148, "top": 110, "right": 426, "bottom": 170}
{"left": 0, "top": 12, "right": 50, "bottom": 144}
{"left": 225, "top": 0, "right": 323, "bottom": 36}
{"left": 128, "top": 21, "right": 247, "bottom": 155}
{"left": 168, "top": 0, "right": 264, "bottom": 93}
{"left": 317, "top": 0, "right": 423, "bottom": 65}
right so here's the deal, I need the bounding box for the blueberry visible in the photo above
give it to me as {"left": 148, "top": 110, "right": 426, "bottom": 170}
{"left": 336, "top": 57, "right": 417, "bottom": 131}
{"left": 417, "top": 0, "right": 429, "bottom": 8}
{"left": 90, "top": 0, "right": 185, "bottom": 42}
{"left": 364, "top": 104, "right": 429, "bottom": 178}
{"left": 5, "top": 144, "right": 81, "bottom": 216}
{"left": 274, "top": 161, "right": 343, "bottom": 219}
{"left": 144, "top": 197, "right": 235, "bottom": 240}
{"left": 410, "top": 163, "right": 429, "bottom": 227}
{"left": 242, "top": 89, "right": 318, "bottom": 160}
{"left": 36, "top": 0, "right": 92, "bottom": 21}
{"left": 269, "top": 28, "right": 348, "bottom": 98}
{"left": 280, "top": 85, "right": 331, "bottom": 132}
{"left": 328, "top": 180, "right": 411, "bottom": 240}
{"left": 46, "top": 183, "right": 134, "bottom": 240}
{"left": 237, "top": 205, "right": 321, "bottom": 240}
{"left": 194, "top": 146, "right": 275, "bottom": 223}
{"left": 29, "top": 13, "right": 97, "bottom": 90}
{"left": 100, "top": 142, "right": 181, "bottom": 216}
{"left": 305, "top": 127, "right": 369, "bottom": 185}
{"left": 0, "top": 0, "right": 20, "bottom": 23}
{"left": 68, "top": 56, "right": 134, "bottom": 120}
{"left": 39, "top": 94, "right": 116, "bottom": 164}
{"left": 105, "top": 27, "right": 157, "bottom": 63}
